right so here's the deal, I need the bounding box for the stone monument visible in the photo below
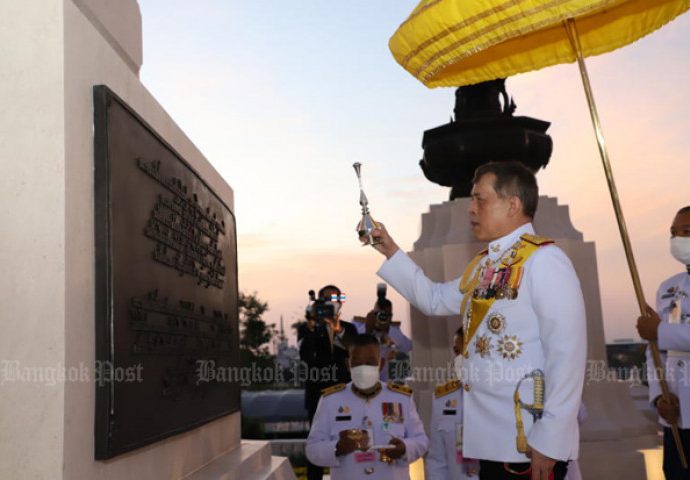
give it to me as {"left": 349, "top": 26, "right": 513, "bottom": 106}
{"left": 0, "top": 1, "right": 294, "bottom": 479}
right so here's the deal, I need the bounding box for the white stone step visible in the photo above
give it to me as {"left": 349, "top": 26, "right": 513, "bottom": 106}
{"left": 254, "top": 456, "right": 296, "bottom": 480}
{"left": 183, "top": 440, "right": 295, "bottom": 480}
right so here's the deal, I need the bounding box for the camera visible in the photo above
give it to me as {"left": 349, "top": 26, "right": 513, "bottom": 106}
{"left": 306, "top": 289, "right": 335, "bottom": 323}
{"left": 373, "top": 283, "right": 392, "bottom": 330}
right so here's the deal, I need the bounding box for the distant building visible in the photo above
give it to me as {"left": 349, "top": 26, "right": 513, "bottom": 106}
{"left": 274, "top": 316, "right": 300, "bottom": 382}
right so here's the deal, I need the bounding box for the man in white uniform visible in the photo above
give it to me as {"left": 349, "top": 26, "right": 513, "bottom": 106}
{"left": 637, "top": 205, "right": 690, "bottom": 480}
{"left": 426, "top": 327, "right": 479, "bottom": 479}
{"left": 363, "top": 161, "right": 586, "bottom": 480}
{"left": 306, "top": 334, "right": 428, "bottom": 479}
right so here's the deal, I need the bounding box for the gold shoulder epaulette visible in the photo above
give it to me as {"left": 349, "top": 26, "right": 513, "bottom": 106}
{"left": 520, "top": 234, "right": 554, "bottom": 247}
{"left": 435, "top": 380, "right": 461, "bottom": 398}
{"left": 387, "top": 382, "right": 412, "bottom": 396}
{"left": 321, "top": 383, "right": 346, "bottom": 397}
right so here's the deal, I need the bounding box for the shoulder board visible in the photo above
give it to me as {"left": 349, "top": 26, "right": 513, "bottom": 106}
{"left": 520, "top": 234, "right": 555, "bottom": 247}
{"left": 321, "top": 383, "right": 346, "bottom": 397}
{"left": 387, "top": 382, "right": 412, "bottom": 396}
{"left": 435, "top": 380, "right": 461, "bottom": 398}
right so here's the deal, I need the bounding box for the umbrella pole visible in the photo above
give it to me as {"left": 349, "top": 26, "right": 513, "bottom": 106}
{"left": 563, "top": 17, "right": 687, "bottom": 469}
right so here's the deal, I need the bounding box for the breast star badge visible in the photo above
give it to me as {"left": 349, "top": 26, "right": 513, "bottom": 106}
{"left": 487, "top": 313, "right": 506, "bottom": 334}
{"left": 497, "top": 335, "right": 523, "bottom": 360}
{"left": 475, "top": 334, "right": 492, "bottom": 358}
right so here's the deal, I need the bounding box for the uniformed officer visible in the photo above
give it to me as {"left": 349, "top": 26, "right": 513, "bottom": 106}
{"left": 636, "top": 205, "right": 690, "bottom": 480}
{"left": 362, "top": 161, "right": 586, "bottom": 480}
{"left": 305, "top": 334, "right": 428, "bottom": 479}
{"left": 426, "top": 328, "right": 479, "bottom": 480}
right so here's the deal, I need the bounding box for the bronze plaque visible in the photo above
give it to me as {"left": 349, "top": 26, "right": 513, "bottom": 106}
{"left": 93, "top": 86, "right": 239, "bottom": 459}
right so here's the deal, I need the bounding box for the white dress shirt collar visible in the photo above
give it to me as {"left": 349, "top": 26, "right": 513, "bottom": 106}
{"left": 486, "top": 222, "right": 535, "bottom": 261}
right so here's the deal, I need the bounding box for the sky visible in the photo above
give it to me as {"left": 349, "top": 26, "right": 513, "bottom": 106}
{"left": 137, "top": 1, "right": 690, "bottom": 345}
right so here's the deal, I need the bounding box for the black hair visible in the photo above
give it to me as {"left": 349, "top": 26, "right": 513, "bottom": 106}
{"left": 472, "top": 161, "right": 539, "bottom": 219}
{"left": 454, "top": 327, "right": 464, "bottom": 337}
{"left": 677, "top": 206, "right": 690, "bottom": 215}
{"left": 318, "top": 284, "right": 341, "bottom": 299}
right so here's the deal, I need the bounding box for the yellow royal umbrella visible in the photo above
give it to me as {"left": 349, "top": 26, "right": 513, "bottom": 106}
{"left": 390, "top": 0, "right": 690, "bottom": 467}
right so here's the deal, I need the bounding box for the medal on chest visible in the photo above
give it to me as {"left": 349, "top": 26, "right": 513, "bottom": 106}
{"left": 381, "top": 402, "right": 403, "bottom": 424}
{"left": 458, "top": 235, "right": 546, "bottom": 355}
{"left": 663, "top": 286, "right": 689, "bottom": 324}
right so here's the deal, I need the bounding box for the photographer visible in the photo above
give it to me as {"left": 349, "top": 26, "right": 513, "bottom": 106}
{"left": 298, "top": 284, "right": 357, "bottom": 480}
{"left": 354, "top": 284, "right": 412, "bottom": 382}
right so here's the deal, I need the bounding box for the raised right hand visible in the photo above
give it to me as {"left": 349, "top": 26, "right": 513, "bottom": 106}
{"left": 357, "top": 222, "right": 400, "bottom": 259}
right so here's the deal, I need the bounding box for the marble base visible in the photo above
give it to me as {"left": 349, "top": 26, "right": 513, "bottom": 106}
{"left": 0, "top": 1, "right": 294, "bottom": 478}
{"left": 184, "top": 441, "right": 295, "bottom": 480}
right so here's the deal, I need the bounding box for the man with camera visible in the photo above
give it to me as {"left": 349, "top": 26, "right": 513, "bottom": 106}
{"left": 299, "top": 284, "right": 358, "bottom": 480}
{"left": 354, "top": 284, "right": 412, "bottom": 382}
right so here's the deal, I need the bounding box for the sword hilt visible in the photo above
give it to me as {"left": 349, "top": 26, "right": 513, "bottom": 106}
{"left": 516, "top": 369, "right": 545, "bottom": 421}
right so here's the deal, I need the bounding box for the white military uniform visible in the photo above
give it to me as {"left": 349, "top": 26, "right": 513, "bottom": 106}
{"left": 353, "top": 321, "right": 413, "bottom": 381}
{"left": 426, "top": 380, "right": 479, "bottom": 479}
{"left": 306, "top": 381, "right": 429, "bottom": 480}
{"left": 647, "top": 271, "right": 690, "bottom": 427}
{"left": 378, "top": 223, "right": 586, "bottom": 462}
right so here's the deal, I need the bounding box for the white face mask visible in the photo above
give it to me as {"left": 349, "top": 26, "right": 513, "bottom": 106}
{"left": 671, "top": 237, "right": 690, "bottom": 265}
{"left": 454, "top": 354, "right": 464, "bottom": 381}
{"left": 350, "top": 365, "right": 380, "bottom": 390}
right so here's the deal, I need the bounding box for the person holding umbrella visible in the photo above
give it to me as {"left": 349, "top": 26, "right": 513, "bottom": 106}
{"left": 637, "top": 205, "right": 690, "bottom": 480}
{"left": 362, "top": 161, "right": 586, "bottom": 480}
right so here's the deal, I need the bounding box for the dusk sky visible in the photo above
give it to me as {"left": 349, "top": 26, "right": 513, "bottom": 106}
{"left": 138, "top": 1, "right": 690, "bottom": 344}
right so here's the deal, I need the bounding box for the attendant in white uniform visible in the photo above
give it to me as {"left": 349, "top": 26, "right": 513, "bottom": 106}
{"left": 306, "top": 334, "right": 428, "bottom": 479}
{"left": 361, "top": 161, "right": 587, "bottom": 480}
{"left": 426, "top": 327, "right": 479, "bottom": 479}
{"left": 637, "top": 205, "right": 690, "bottom": 480}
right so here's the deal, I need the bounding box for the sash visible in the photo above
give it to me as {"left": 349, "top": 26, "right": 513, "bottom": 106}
{"left": 458, "top": 234, "right": 552, "bottom": 355}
